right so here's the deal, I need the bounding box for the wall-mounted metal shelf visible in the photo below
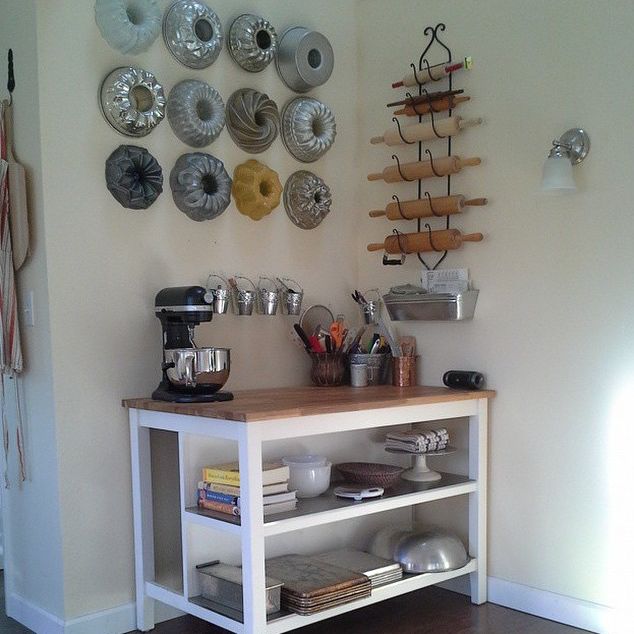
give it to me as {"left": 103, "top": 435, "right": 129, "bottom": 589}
{"left": 383, "top": 290, "right": 478, "bottom": 321}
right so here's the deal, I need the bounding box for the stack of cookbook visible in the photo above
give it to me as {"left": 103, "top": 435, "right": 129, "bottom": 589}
{"left": 197, "top": 461, "right": 297, "bottom": 517}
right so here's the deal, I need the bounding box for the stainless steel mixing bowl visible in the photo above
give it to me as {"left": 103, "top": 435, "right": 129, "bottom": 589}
{"left": 164, "top": 347, "right": 230, "bottom": 391}
{"left": 395, "top": 529, "right": 469, "bottom": 573}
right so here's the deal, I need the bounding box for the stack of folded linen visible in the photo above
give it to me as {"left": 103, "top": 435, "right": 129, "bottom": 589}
{"left": 385, "top": 428, "right": 449, "bottom": 453}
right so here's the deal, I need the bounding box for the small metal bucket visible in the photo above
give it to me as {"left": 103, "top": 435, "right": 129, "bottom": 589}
{"left": 232, "top": 276, "right": 256, "bottom": 316}
{"left": 257, "top": 277, "right": 279, "bottom": 316}
{"left": 360, "top": 289, "right": 381, "bottom": 325}
{"left": 213, "top": 288, "right": 230, "bottom": 314}
{"left": 278, "top": 278, "right": 304, "bottom": 316}
{"left": 205, "top": 274, "right": 230, "bottom": 314}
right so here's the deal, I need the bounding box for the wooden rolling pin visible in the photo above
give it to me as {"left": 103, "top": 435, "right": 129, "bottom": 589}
{"left": 368, "top": 155, "right": 481, "bottom": 183}
{"left": 371, "top": 116, "right": 482, "bottom": 146}
{"left": 393, "top": 95, "right": 470, "bottom": 117}
{"left": 367, "top": 229, "right": 483, "bottom": 254}
{"left": 369, "top": 195, "right": 487, "bottom": 220}
{"left": 386, "top": 89, "right": 463, "bottom": 109}
{"left": 392, "top": 58, "right": 471, "bottom": 88}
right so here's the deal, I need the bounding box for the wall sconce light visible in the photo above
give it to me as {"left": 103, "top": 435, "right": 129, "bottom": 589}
{"left": 541, "top": 128, "right": 590, "bottom": 193}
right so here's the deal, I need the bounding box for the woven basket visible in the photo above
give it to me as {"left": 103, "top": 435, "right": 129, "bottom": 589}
{"left": 335, "top": 462, "right": 403, "bottom": 489}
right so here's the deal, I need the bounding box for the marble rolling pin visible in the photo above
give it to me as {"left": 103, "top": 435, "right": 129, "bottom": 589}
{"left": 369, "top": 195, "right": 487, "bottom": 220}
{"left": 392, "top": 58, "right": 471, "bottom": 88}
{"left": 367, "top": 155, "right": 481, "bottom": 183}
{"left": 370, "top": 116, "right": 482, "bottom": 146}
{"left": 393, "top": 95, "right": 470, "bottom": 117}
{"left": 367, "top": 229, "right": 483, "bottom": 254}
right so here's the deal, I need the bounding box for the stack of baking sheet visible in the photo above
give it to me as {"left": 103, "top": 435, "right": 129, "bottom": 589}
{"left": 313, "top": 549, "right": 403, "bottom": 588}
{"left": 265, "top": 554, "right": 372, "bottom": 615}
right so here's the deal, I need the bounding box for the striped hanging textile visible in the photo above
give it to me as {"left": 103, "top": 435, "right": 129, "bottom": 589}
{"left": 1, "top": 99, "right": 25, "bottom": 484}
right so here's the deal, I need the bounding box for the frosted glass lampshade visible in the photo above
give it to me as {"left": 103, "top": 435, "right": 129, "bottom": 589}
{"left": 541, "top": 155, "right": 576, "bottom": 193}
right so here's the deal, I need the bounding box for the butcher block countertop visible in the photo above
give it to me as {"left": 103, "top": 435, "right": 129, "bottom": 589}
{"left": 123, "top": 385, "right": 495, "bottom": 423}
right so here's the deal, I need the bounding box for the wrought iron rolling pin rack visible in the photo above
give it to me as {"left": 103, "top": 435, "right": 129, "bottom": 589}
{"left": 369, "top": 23, "right": 486, "bottom": 270}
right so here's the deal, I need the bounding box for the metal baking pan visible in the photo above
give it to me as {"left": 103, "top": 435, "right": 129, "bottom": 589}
{"left": 197, "top": 562, "right": 283, "bottom": 615}
{"left": 383, "top": 290, "right": 479, "bottom": 321}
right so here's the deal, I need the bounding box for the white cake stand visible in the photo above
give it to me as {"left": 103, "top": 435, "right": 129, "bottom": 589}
{"left": 385, "top": 446, "right": 456, "bottom": 481}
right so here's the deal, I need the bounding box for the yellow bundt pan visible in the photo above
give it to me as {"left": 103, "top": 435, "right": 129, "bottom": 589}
{"left": 232, "top": 159, "right": 282, "bottom": 220}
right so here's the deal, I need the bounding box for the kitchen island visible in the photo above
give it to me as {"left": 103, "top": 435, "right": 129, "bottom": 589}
{"left": 124, "top": 385, "right": 495, "bottom": 634}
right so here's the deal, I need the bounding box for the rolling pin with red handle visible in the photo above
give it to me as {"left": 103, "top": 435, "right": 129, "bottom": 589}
{"left": 367, "top": 229, "right": 483, "bottom": 254}
{"left": 368, "top": 155, "right": 481, "bottom": 183}
{"left": 392, "top": 58, "right": 470, "bottom": 88}
{"left": 393, "top": 95, "right": 470, "bottom": 117}
{"left": 369, "top": 195, "right": 488, "bottom": 220}
{"left": 371, "top": 116, "right": 482, "bottom": 146}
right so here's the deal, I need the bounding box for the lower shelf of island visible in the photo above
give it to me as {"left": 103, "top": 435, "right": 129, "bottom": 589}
{"left": 147, "top": 559, "right": 477, "bottom": 634}
{"left": 184, "top": 473, "right": 476, "bottom": 536}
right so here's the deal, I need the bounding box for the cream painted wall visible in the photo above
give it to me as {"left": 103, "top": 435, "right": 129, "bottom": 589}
{"left": 0, "top": 0, "right": 64, "bottom": 620}
{"left": 357, "top": 0, "right": 634, "bottom": 608}
{"left": 3, "top": 0, "right": 630, "bottom": 626}
{"left": 34, "top": 0, "right": 360, "bottom": 619}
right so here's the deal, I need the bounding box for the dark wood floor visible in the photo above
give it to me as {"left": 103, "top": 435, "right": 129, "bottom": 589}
{"left": 132, "top": 586, "right": 591, "bottom": 634}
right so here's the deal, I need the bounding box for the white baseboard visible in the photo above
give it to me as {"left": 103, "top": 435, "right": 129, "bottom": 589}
{"left": 440, "top": 575, "right": 611, "bottom": 633}
{"left": 6, "top": 592, "right": 65, "bottom": 634}
{"left": 487, "top": 577, "right": 611, "bottom": 634}
{"left": 7, "top": 577, "right": 612, "bottom": 634}
{"left": 6, "top": 592, "right": 183, "bottom": 634}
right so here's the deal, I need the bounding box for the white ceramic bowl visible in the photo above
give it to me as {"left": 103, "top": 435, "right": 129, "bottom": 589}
{"left": 282, "top": 454, "right": 328, "bottom": 468}
{"left": 287, "top": 462, "right": 331, "bottom": 498}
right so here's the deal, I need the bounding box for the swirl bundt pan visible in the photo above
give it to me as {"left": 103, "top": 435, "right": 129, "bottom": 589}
{"left": 226, "top": 88, "right": 279, "bottom": 153}
{"left": 281, "top": 97, "right": 336, "bottom": 163}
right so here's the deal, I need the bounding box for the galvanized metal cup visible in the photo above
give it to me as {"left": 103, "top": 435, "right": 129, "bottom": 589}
{"left": 362, "top": 300, "right": 380, "bottom": 325}
{"left": 259, "top": 288, "right": 279, "bottom": 315}
{"left": 232, "top": 276, "right": 257, "bottom": 316}
{"left": 360, "top": 289, "right": 382, "bottom": 325}
{"left": 212, "top": 288, "right": 230, "bottom": 314}
{"left": 257, "top": 277, "right": 279, "bottom": 315}
{"left": 349, "top": 353, "right": 390, "bottom": 385}
{"left": 235, "top": 289, "right": 256, "bottom": 315}
{"left": 205, "top": 273, "right": 230, "bottom": 315}
{"left": 284, "top": 290, "right": 303, "bottom": 315}
{"left": 278, "top": 278, "right": 303, "bottom": 315}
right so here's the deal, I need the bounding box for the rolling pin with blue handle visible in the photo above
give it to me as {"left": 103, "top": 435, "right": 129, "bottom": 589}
{"left": 367, "top": 229, "right": 483, "bottom": 254}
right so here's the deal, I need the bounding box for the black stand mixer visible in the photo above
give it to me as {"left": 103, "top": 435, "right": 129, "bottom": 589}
{"left": 152, "top": 286, "right": 233, "bottom": 403}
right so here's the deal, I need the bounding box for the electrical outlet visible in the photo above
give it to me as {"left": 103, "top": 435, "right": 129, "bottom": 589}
{"left": 23, "top": 290, "right": 34, "bottom": 327}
